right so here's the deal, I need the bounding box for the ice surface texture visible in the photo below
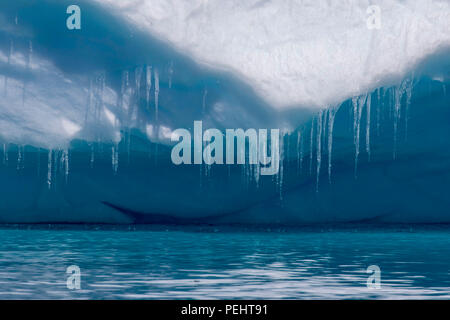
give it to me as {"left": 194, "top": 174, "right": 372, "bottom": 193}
{"left": 96, "top": 0, "right": 450, "bottom": 108}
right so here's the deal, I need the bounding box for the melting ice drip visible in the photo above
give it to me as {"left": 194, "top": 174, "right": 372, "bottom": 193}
{"left": 47, "top": 150, "right": 52, "bottom": 189}
{"left": 168, "top": 61, "right": 174, "bottom": 89}
{"left": 277, "top": 131, "right": 285, "bottom": 200}
{"left": 46, "top": 149, "right": 70, "bottom": 189}
{"left": 154, "top": 69, "right": 159, "bottom": 121}
{"left": 146, "top": 66, "right": 152, "bottom": 111}
{"left": 352, "top": 94, "right": 366, "bottom": 178}
{"left": 112, "top": 144, "right": 119, "bottom": 174}
{"left": 0, "top": 55, "right": 437, "bottom": 198}
{"left": 2, "top": 144, "right": 8, "bottom": 164}
{"left": 327, "top": 106, "right": 338, "bottom": 184}
{"left": 290, "top": 75, "right": 417, "bottom": 195}
{"left": 293, "top": 75, "right": 416, "bottom": 188}
{"left": 316, "top": 110, "right": 323, "bottom": 192}
{"left": 296, "top": 131, "right": 303, "bottom": 171}
{"left": 16, "top": 145, "right": 23, "bottom": 170}
{"left": 294, "top": 105, "right": 338, "bottom": 194}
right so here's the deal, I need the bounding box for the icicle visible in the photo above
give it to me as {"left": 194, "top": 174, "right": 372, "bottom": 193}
{"left": 352, "top": 95, "right": 366, "bottom": 178}
{"left": 2, "top": 143, "right": 7, "bottom": 165}
{"left": 146, "top": 66, "right": 152, "bottom": 110}
{"left": 90, "top": 144, "right": 95, "bottom": 168}
{"left": 202, "top": 89, "right": 208, "bottom": 114}
{"left": 47, "top": 150, "right": 52, "bottom": 189}
{"left": 382, "top": 87, "right": 388, "bottom": 124}
{"left": 16, "top": 145, "right": 22, "bottom": 170}
{"left": 59, "top": 149, "right": 66, "bottom": 182}
{"left": 405, "top": 79, "right": 413, "bottom": 141}
{"left": 316, "top": 110, "right": 323, "bottom": 193}
{"left": 63, "top": 149, "right": 69, "bottom": 183}
{"left": 352, "top": 97, "right": 358, "bottom": 175}
{"left": 249, "top": 137, "right": 260, "bottom": 187}
{"left": 95, "top": 75, "right": 105, "bottom": 123}
{"left": 366, "top": 93, "right": 372, "bottom": 161}
{"left": 309, "top": 119, "right": 314, "bottom": 175}
{"left": 352, "top": 97, "right": 358, "bottom": 131}
{"left": 126, "top": 71, "right": 137, "bottom": 123}
{"left": 135, "top": 67, "right": 142, "bottom": 93}
{"left": 203, "top": 137, "right": 211, "bottom": 178}
{"left": 296, "top": 131, "right": 301, "bottom": 171}
{"left": 36, "top": 148, "right": 40, "bottom": 177}
{"left": 168, "top": 61, "right": 174, "bottom": 89}
{"left": 300, "top": 132, "right": 304, "bottom": 173}
{"left": 154, "top": 69, "right": 159, "bottom": 121}
{"left": 254, "top": 161, "right": 260, "bottom": 188}
{"left": 120, "top": 71, "right": 130, "bottom": 124}
{"left": 286, "top": 132, "right": 290, "bottom": 164}
{"left": 84, "top": 79, "right": 93, "bottom": 124}
{"left": 376, "top": 88, "right": 381, "bottom": 136}
{"left": 393, "top": 84, "right": 404, "bottom": 159}
{"left": 112, "top": 144, "right": 119, "bottom": 174}
{"left": 327, "top": 106, "right": 338, "bottom": 183}
{"left": 322, "top": 112, "right": 327, "bottom": 149}
{"left": 278, "top": 132, "right": 285, "bottom": 200}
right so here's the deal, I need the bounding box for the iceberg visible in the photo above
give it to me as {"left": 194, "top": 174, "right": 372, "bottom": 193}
{"left": 0, "top": 0, "right": 449, "bottom": 224}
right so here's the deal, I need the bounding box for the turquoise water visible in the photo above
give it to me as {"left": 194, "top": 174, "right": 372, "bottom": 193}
{"left": 0, "top": 225, "right": 449, "bottom": 299}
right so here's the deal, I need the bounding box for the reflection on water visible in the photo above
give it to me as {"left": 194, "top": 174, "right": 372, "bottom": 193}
{"left": 0, "top": 225, "right": 449, "bottom": 299}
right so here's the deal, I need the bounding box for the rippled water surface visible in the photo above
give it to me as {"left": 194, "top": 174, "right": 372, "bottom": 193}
{"left": 0, "top": 225, "right": 449, "bottom": 299}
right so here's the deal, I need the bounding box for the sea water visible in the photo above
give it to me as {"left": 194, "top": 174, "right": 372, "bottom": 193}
{"left": 0, "top": 225, "right": 449, "bottom": 299}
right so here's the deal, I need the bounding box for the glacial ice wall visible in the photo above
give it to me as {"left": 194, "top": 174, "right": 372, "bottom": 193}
{"left": 0, "top": 0, "right": 449, "bottom": 224}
